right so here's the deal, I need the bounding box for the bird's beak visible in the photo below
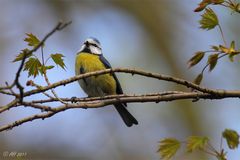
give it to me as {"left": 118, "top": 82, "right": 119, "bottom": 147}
{"left": 84, "top": 41, "right": 89, "bottom": 47}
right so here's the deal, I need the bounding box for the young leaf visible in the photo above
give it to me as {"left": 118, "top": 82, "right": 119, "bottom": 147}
{"left": 208, "top": 54, "right": 218, "bottom": 71}
{"left": 229, "top": 40, "right": 236, "bottom": 56}
{"left": 51, "top": 53, "right": 66, "bottom": 69}
{"left": 194, "top": 0, "right": 224, "bottom": 12}
{"left": 220, "top": 43, "right": 238, "bottom": 61}
{"left": 24, "top": 33, "right": 41, "bottom": 47}
{"left": 229, "top": 52, "right": 239, "bottom": 62}
{"left": 188, "top": 51, "right": 205, "bottom": 68}
{"left": 216, "top": 152, "right": 227, "bottom": 160}
{"left": 39, "top": 65, "right": 54, "bottom": 75}
{"left": 12, "top": 48, "right": 31, "bottom": 62}
{"left": 222, "top": 129, "right": 239, "bottom": 149}
{"left": 211, "top": 45, "right": 219, "bottom": 51}
{"left": 193, "top": 73, "right": 203, "bottom": 85}
{"left": 158, "top": 138, "right": 180, "bottom": 160}
{"left": 199, "top": 8, "right": 219, "bottom": 30}
{"left": 230, "top": 41, "right": 235, "bottom": 51}
{"left": 194, "top": 0, "right": 211, "bottom": 12}
{"left": 212, "top": 0, "right": 224, "bottom": 4}
{"left": 236, "top": 4, "right": 240, "bottom": 13}
{"left": 186, "top": 136, "right": 209, "bottom": 152}
{"left": 23, "top": 57, "right": 42, "bottom": 78}
{"left": 219, "top": 45, "right": 229, "bottom": 53}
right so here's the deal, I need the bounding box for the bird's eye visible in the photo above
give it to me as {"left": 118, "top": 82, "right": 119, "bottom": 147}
{"left": 91, "top": 43, "right": 100, "bottom": 49}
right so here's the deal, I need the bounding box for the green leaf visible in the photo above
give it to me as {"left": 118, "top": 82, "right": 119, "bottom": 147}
{"left": 216, "top": 150, "right": 227, "bottom": 160}
{"left": 188, "top": 51, "right": 205, "bottom": 68}
{"left": 12, "top": 48, "right": 32, "bottom": 62}
{"left": 24, "top": 33, "right": 41, "bottom": 47}
{"left": 229, "top": 54, "right": 234, "bottom": 62}
{"left": 217, "top": 153, "right": 227, "bottom": 160}
{"left": 51, "top": 53, "right": 66, "bottom": 69}
{"left": 208, "top": 54, "right": 218, "bottom": 71}
{"left": 193, "top": 73, "right": 203, "bottom": 85}
{"left": 158, "top": 138, "right": 180, "bottom": 160}
{"left": 23, "top": 57, "right": 42, "bottom": 78}
{"left": 199, "top": 8, "right": 219, "bottom": 30}
{"left": 39, "top": 65, "right": 54, "bottom": 75}
{"left": 230, "top": 41, "right": 235, "bottom": 51}
{"left": 186, "top": 136, "right": 209, "bottom": 152}
{"left": 228, "top": 52, "right": 239, "bottom": 62}
{"left": 229, "top": 41, "right": 237, "bottom": 56}
{"left": 211, "top": 45, "right": 219, "bottom": 51}
{"left": 222, "top": 129, "right": 239, "bottom": 149}
{"left": 219, "top": 45, "right": 229, "bottom": 53}
{"left": 212, "top": 0, "right": 224, "bottom": 4}
{"left": 236, "top": 4, "right": 240, "bottom": 13}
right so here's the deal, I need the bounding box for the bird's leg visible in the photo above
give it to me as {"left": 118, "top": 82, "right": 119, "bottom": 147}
{"left": 71, "top": 96, "right": 78, "bottom": 103}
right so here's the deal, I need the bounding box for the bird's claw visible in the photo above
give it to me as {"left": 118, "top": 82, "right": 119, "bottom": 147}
{"left": 71, "top": 96, "right": 78, "bottom": 103}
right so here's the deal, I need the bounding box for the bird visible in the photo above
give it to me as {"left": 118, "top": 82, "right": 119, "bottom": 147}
{"left": 75, "top": 37, "right": 138, "bottom": 127}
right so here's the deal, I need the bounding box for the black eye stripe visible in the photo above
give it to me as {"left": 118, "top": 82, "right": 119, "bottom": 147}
{"left": 89, "top": 43, "right": 100, "bottom": 48}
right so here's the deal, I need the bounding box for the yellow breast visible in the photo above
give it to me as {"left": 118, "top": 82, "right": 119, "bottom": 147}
{"left": 75, "top": 52, "right": 116, "bottom": 96}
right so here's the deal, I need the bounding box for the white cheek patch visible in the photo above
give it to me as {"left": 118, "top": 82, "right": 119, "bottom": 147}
{"left": 78, "top": 45, "right": 85, "bottom": 53}
{"left": 90, "top": 46, "right": 102, "bottom": 55}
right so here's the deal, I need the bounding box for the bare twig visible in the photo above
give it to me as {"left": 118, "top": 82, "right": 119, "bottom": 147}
{"left": 0, "top": 111, "right": 55, "bottom": 132}
{"left": 31, "top": 91, "right": 185, "bottom": 104}
{"left": 201, "top": 53, "right": 228, "bottom": 74}
{"left": 43, "top": 72, "right": 68, "bottom": 104}
{"left": 1, "top": 67, "right": 239, "bottom": 113}
{"left": 22, "top": 68, "right": 235, "bottom": 98}
{"left": 27, "top": 80, "right": 54, "bottom": 99}
{"left": 0, "top": 90, "right": 14, "bottom": 96}
{"left": 13, "top": 52, "right": 26, "bottom": 103}
{"left": 0, "top": 99, "right": 19, "bottom": 113}
{"left": 1, "top": 91, "right": 240, "bottom": 132}
{"left": 21, "top": 101, "right": 54, "bottom": 112}
{"left": 218, "top": 25, "right": 227, "bottom": 46}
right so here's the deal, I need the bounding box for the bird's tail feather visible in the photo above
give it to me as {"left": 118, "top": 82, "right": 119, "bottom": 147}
{"left": 114, "top": 103, "right": 138, "bottom": 127}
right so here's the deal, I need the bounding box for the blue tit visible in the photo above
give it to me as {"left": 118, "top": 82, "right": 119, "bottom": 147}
{"left": 75, "top": 37, "right": 138, "bottom": 127}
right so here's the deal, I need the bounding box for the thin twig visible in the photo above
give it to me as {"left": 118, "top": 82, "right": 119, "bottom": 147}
{"left": 14, "top": 53, "right": 27, "bottom": 103}
{"left": 2, "top": 67, "right": 240, "bottom": 113}
{"left": 22, "top": 68, "right": 237, "bottom": 98}
{"left": 1, "top": 91, "right": 240, "bottom": 132}
{"left": 201, "top": 53, "right": 228, "bottom": 74}
{"left": 41, "top": 46, "right": 45, "bottom": 66}
{"left": 218, "top": 25, "right": 227, "bottom": 46}
{"left": 21, "top": 101, "right": 54, "bottom": 112}
{"left": 5, "top": 82, "right": 16, "bottom": 96}
{"left": 0, "top": 99, "right": 19, "bottom": 113}
{"left": 0, "top": 111, "right": 55, "bottom": 132}
{"left": 0, "top": 90, "right": 14, "bottom": 96}
{"left": 31, "top": 91, "right": 187, "bottom": 104}
{"left": 28, "top": 81, "right": 54, "bottom": 99}
{"left": 43, "top": 72, "right": 68, "bottom": 104}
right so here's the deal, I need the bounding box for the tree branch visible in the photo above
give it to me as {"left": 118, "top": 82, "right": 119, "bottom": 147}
{"left": 1, "top": 67, "right": 240, "bottom": 114}
{"left": 1, "top": 20, "right": 240, "bottom": 133}
{"left": 22, "top": 68, "right": 238, "bottom": 98}
{"left": 1, "top": 91, "right": 240, "bottom": 132}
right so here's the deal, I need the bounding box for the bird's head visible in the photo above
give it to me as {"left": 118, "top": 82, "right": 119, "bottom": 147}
{"left": 78, "top": 37, "right": 102, "bottom": 55}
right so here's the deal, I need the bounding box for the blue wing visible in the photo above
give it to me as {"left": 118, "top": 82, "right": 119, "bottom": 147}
{"left": 99, "top": 55, "right": 124, "bottom": 95}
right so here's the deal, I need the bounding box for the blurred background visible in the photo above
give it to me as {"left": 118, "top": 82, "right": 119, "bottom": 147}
{"left": 0, "top": 0, "right": 240, "bottom": 159}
